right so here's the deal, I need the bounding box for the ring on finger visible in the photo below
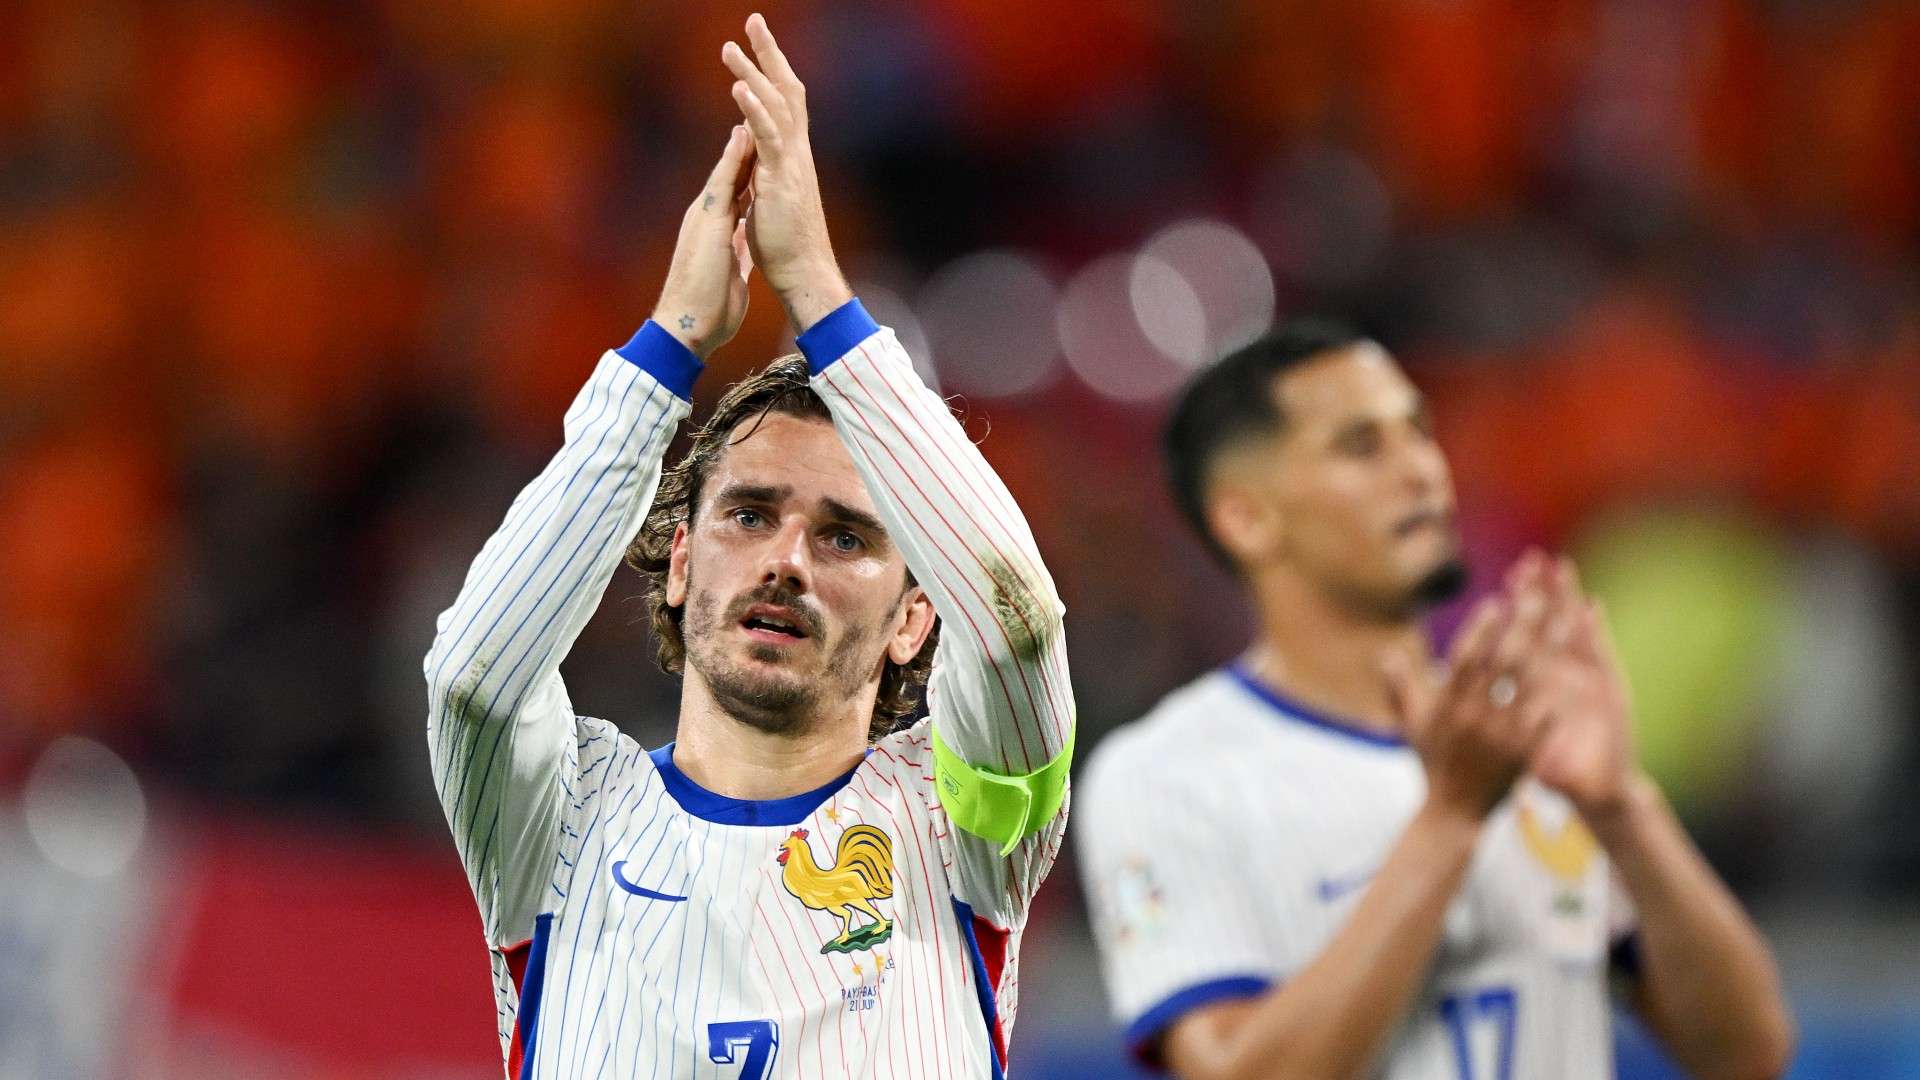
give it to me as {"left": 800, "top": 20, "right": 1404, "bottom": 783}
{"left": 1488, "top": 673, "right": 1519, "bottom": 708}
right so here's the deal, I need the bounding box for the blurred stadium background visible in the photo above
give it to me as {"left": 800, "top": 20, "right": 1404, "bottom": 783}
{"left": 3, "top": 0, "right": 1918, "bottom": 1076}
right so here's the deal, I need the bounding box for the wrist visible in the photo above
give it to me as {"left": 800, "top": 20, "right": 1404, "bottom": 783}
{"left": 1581, "top": 770, "right": 1663, "bottom": 848}
{"left": 773, "top": 257, "right": 852, "bottom": 334}
{"left": 649, "top": 308, "right": 714, "bottom": 359}
{"left": 1414, "top": 794, "right": 1491, "bottom": 847}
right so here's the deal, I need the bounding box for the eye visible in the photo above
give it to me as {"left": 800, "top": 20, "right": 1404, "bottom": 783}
{"left": 829, "top": 530, "right": 864, "bottom": 553}
{"left": 732, "top": 507, "right": 765, "bottom": 529}
{"left": 1334, "top": 428, "right": 1381, "bottom": 458}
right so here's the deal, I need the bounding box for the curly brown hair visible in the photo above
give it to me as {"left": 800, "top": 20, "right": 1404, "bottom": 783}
{"left": 625, "top": 354, "right": 939, "bottom": 741}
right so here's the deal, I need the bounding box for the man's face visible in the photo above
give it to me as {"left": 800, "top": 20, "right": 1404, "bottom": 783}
{"left": 1214, "top": 343, "right": 1462, "bottom": 618}
{"left": 667, "top": 411, "right": 929, "bottom": 732}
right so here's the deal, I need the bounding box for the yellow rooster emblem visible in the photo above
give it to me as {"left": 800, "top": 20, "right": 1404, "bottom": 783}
{"left": 776, "top": 824, "right": 896, "bottom": 954}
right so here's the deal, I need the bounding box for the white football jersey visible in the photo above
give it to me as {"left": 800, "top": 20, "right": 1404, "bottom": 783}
{"left": 1078, "top": 665, "right": 1634, "bottom": 1080}
{"left": 426, "top": 301, "right": 1073, "bottom": 1079}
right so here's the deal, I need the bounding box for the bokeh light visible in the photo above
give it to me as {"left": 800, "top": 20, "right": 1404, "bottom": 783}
{"left": 22, "top": 737, "right": 148, "bottom": 879}
{"left": 1059, "top": 252, "right": 1196, "bottom": 402}
{"left": 1138, "top": 218, "right": 1276, "bottom": 358}
{"left": 916, "top": 250, "right": 1061, "bottom": 400}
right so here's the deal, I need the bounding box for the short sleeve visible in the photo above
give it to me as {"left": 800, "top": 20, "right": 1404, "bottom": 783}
{"left": 1077, "top": 747, "right": 1283, "bottom": 1064}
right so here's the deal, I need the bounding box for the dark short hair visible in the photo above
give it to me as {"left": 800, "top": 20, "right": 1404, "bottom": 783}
{"left": 624, "top": 355, "right": 938, "bottom": 740}
{"left": 1162, "top": 318, "right": 1368, "bottom": 567}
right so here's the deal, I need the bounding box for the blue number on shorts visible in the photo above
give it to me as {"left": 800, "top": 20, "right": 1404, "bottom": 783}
{"left": 707, "top": 1020, "right": 780, "bottom": 1080}
{"left": 1439, "top": 985, "right": 1516, "bottom": 1080}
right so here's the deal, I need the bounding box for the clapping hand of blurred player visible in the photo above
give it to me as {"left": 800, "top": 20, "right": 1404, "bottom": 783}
{"left": 651, "top": 123, "right": 756, "bottom": 358}
{"left": 1387, "top": 549, "right": 1640, "bottom": 825}
{"left": 1384, "top": 567, "right": 1563, "bottom": 821}
{"left": 722, "top": 13, "right": 854, "bottom": 331}
{"left": 1512, "top": 552, "right": 1639, "bottom": 822}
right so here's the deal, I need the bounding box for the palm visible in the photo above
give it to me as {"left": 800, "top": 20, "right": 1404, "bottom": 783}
{"left": 1529, "top": 616, "right": 1633, "bottom": 813}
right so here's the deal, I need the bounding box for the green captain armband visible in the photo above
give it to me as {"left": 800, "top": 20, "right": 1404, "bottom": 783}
{"left": 930, "top": 724, "right": 1075, "bottom": 856}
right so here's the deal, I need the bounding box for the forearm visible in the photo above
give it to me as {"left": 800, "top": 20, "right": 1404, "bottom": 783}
{"left": 425, "top": 332, "right": 694, "bottom": 731}
{"left": 1593, "top": 774, "right": 1795, "bottom": 1080}
{"left": 801, "top": 299, "right": 1072, "bottom": 770}
{"left": 1174, "top": 803, "right": 1480, "bottom": 1080}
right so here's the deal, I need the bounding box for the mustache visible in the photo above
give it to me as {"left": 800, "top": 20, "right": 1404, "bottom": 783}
{"left": 723, "top": 582, "right": 825, "bottom": 639}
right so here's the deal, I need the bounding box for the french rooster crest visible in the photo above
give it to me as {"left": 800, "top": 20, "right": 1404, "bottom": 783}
{"left": 775, "top": 824, "right": 896, "bottom": 954}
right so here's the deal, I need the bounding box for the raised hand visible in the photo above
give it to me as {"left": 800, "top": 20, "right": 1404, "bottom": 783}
{"left": 722, "top": 13, "right": 853, "bottom": 331}
{"left": 1524, "top": 556, "right": 1636, "bottom": 819}
{"left": 1385, "top": 555, "right": 1563, "bottom": 821}
{"left": 652, "top": 124, "right": 757, "bottom": 358}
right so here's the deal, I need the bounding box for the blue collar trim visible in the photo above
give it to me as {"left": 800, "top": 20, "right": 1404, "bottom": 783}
{"left": 648, "top": 742, "right": 865, "bottom": 826}
{"left": 1223, "top": 663, "right": 1407, "bottom": 749}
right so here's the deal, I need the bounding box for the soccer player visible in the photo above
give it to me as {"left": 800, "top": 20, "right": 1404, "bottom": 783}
{"left": 424, "top": 16, "right": 1072, "bottom": 1078}
{"left": 1077, "top": 322, "right": 1794, "bottom": 1079}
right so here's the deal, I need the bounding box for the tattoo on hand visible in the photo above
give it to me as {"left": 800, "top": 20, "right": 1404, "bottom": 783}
{"left": 703, "top": 193, "right": 716, "bottom": 211}
{"left": 679, "top": 315, "right": 696, "bottom": 332}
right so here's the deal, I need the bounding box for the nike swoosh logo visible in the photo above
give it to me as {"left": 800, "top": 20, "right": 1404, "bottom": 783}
{"left": 611, "top": 860, "right": 688, "bottom": 902}
{"left": 1315, "top": 866, "right": 1378, "bottom": 903}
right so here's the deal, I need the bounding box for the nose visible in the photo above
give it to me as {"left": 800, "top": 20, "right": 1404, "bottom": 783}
{"left": 759, "top": 517, "right": 814, "bottom": 593}
{"left": 1398, "top": 431, "right": 1451, "bottom": 498}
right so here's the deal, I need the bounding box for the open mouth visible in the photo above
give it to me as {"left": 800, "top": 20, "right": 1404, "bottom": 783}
{"left": 739, "top": 605, "right": 810, "bottom": 644}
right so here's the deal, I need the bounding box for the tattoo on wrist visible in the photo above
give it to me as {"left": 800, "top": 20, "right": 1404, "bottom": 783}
{"left": 702, "top": 193, "right": 716, "bottom": 211}
{"left": 679, "top": 314, "right": 696, "bottom": 332}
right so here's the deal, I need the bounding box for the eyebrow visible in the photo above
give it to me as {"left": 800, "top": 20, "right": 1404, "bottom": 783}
{"left": 712, "top": 483, "right": 890, "bottom": 537}
{"left": 713, "top": 482, "right": 792, "bottom": 507}
{"left": 821, "top": 497, "right": 887, "bottom": 536}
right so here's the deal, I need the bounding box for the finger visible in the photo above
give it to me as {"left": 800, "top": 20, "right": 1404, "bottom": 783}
{"left": 732, "top": 81, "right": 784, "bottom": 156}
{"left": 696, "top": 125, "right": 753, "bottom": 213}
{"left": 1489, "top": 579, "right": 1548, "bottom": 675}
{"left": 1443, "top": 597, "right": 1511, "bottom": 714}
{"left": 732, "top": 216, "right": 753, "bottom": 282}
{"left": 732, "top": 131, "right": 758, "bottom": 202}
{"left": 1504, "top": 548, "right": 1546, "bottom": 592}
{"left": 1446, "top": 594, "right": 1505, "bottom": 669}
{"left": 723, "top": 40, "right": 788, "bottom": 128}
{"left": 746, "top": 13, "right": 806, "bottom": 100}
{"left": 1538, "top": 556, "right": 1581, "bottom": 652}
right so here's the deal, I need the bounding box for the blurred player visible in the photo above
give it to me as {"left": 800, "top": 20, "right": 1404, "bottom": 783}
{"left": 424, "top": 16, "right": 1071, "bottom": 1077}
{"left": 1078, "top": 322, "right": 1793, "bottom": 1078}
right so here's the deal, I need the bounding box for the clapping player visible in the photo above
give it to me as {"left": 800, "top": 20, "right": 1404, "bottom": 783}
{"left": 1078, "top": 325, "right": 1792, "bottom": 1079}
{"left": 426, "top": 16, "right": 1072, "bottom": 1077}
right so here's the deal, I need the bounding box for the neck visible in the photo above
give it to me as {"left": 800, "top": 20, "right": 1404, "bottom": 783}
{"left": 1242, "top": 569, "right": 1432, "bottom": 738}
{"left": 671, "top": 667, "right": 871, "bottom": 800}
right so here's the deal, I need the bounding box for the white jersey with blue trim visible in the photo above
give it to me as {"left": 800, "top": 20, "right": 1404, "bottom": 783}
{"left": 424, "top": 301, "right": 1073, "bottom": 1079}
{"left": 1077, "top": 666, "right": 1635, "bottom": 1079}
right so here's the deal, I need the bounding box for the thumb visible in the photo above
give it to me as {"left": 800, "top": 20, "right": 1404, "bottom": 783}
{"left": 733, "top": 216, "right": 753, "bottom": 284}
{"left": 701, "top": 126, "right": 753, "bottom": 211}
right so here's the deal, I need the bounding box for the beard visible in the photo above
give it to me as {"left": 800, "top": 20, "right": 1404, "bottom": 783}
{"left": 681, "top": 578, "right": 883, "bottom": 736}
{"left": 1407, "top": 555, "right": 1469, "bottom": 610}
{"left": 1340, "top": 552, "right": 1470, "bottom": 624}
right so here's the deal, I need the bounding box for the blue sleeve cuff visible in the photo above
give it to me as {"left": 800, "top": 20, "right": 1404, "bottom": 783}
{"left": 794, "top": 298, "right": 881, "bottom": 375}
{"left": 614, "top": 321, "right": 704, "bottom": 401}
{"left": 1123, "top": 975, "right": 1273, "bottom": 1069}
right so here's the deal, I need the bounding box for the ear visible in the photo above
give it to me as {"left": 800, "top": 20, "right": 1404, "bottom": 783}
{"left": 1206, "top": 483, "right": 1284, "bottom": 567}
{"left": 886, "top": 585, "right": 937, "bottom": 666}
{"left": 665, "top": 521, "right": 691, "bottom": 608}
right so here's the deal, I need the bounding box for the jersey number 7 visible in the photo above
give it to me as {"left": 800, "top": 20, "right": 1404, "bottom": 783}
{"left": 707, "top": 1019, "right": 780, "bottom": 1079}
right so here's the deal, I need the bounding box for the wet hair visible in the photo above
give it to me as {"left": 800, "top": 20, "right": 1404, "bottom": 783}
{"left": 624, "top": 355, "right": 937, "bottom": 740}
{"left": 1163, "top": 318, "right": 1367, "bottom": 567}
